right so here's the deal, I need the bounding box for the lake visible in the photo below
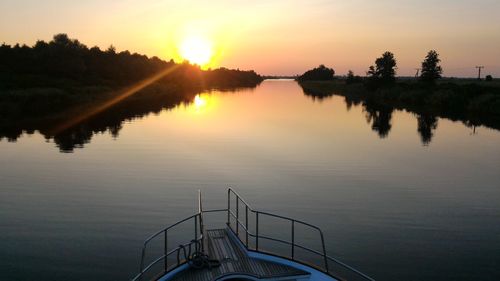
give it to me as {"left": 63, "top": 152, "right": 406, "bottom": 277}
{"left": 1, "top": 80, "right": 499, "bottom": 281}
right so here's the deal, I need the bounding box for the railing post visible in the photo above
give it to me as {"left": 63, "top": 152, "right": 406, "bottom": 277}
{"left": 199, "top": 214, "right": 204, "bottom": 252}
{"left": 164, "top": 230, "right": 168, "bottom": 273}
{"left": 227, "top": 189, "right": 231, "bottom": 227}
{"left": 255, "top": 211, "right": 259, "bottom": 251}
{"left": 140, "top": 246, "right": 146, "bottom": 277}
{"left": 245, "top": 205, "right": 249, "bottom": 248}
{"left": 195, "top": 215, "right": 198, "bottom": 242}
{"left": 198, "top": 190, "right": 205, "bottom": 253}
{"left": 236, "top": 197, "right": 239, "bottom": 236}
{"left": 319, "top": 230, "right": 329, "bottom": 273}
{"left": 291, "top": 220, "right": 295, "bottom": 260}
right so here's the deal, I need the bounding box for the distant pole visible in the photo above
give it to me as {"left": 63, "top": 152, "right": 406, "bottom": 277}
{"left": 414, "top": 68, "right": 420, "bottom": 78}
{"left": 470, "top": 125, "right": 477, "bottom": 135}
{"left": 476, "top": 66, "right": 484, "bottom": 80}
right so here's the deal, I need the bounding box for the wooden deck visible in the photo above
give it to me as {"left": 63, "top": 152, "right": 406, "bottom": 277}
{"left": 169, "top": 228, "right": 309, "bottom": 281}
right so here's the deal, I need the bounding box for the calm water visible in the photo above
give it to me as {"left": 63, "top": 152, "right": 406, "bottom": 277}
{"left": 1, "top": 80, "right": 500, "bottom": 281}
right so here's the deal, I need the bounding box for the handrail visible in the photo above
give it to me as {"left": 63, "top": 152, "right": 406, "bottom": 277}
{"left": 226, "top": 188, "right": 374, "bottom": 281}
{"left": 134, "top": 212, "right": 204, "bottom": 281}
{"left": 255, "top": 210, "right": 324, "bottom": 231}
{"left": 134, "top": 206, "right": 229, "bottom": 280}
{"left": 226, "top": 189, "right": 328, "bottom": 269}
{"left": 143, "top": 214, "right": 199, "bottom": 245}
{"left": 133, "top": 240, "right": 198, "bottom": 281}
{"left": 133, "top": 188, "right": 374, "bottom": 281}
{"left": 326, "top": 255, "right": 376, "bottom": 281}
{"left": 198, "top": 190, "right": 204, "bottom": 252}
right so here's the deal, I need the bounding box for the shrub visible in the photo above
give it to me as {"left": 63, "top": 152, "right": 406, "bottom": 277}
{"left": 298, "top": 65, "right": 335, "bottom": 81}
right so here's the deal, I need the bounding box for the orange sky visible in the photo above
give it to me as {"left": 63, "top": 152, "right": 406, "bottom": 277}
{"left": 1, "top": 0, "right": 499, "bottom": 77}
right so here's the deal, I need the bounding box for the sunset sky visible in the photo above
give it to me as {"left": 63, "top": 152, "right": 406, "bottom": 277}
{"left": 1, "top": 0, "right": 499, "bottom": 77}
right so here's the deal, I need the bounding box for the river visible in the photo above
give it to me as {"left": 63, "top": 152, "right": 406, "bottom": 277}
{"left": 1, "top": 80, "right": 499, "bottom": 281}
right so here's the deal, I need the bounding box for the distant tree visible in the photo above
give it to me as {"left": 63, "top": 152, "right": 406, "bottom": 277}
{"left": 50, "top": 34, "right": 86, "bottom": 50}
{"left": 367, "top": 51, "right": 397, "bottom": 84}
{"left": 347, "top": 70, "right": 354, "bottom": 80}
{"left": 367, "top": 65, "right": 377, "bottom": 77}
{"left": 52, "top": 33, "right": 71, "bottom": 47}
{"left": 106, "top": 45, "right": 116, "bottom": 54}
{"left": 420, "top": 50, "right": 442, "bottom": 83}
{"left": 346, "top": 70, "right": 362, "bottom": 84}
{"left": 34, "top": 40, "right": 49, "bottom": 49}
{"left": 485, "top": 75, "right": 493, "bottom": 81}
{"left": 298, "top": 65, "right": 335, "bottom": 81}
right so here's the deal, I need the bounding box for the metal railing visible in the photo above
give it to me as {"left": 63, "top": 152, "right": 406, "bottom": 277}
{"left": 133, "top": 213, "right": 202, "bottom": 281}
{"left": 133, "top": 191, "right": 209, "bottom": 281}
{"left": 226, "top": 188, "right": 374, "bottom": 281}
{"left": 132, "top": 188, "right": 375, "bottom": 281}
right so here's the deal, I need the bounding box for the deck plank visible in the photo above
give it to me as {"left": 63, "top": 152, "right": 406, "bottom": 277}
{"left": 168, "top": 228, "right": 308, "bottom": 281}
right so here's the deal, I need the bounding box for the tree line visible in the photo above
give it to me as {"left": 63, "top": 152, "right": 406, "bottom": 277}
{"left": 299, "top": 50, "right": 494, "bottom": 85}
{"left": 0, "top": 33, "right": 262, "bottom": 90}
{"left": 364, "top": 50, "right": 443, "bottom": 87}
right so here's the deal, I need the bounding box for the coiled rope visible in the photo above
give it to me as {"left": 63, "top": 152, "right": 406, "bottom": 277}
{"left": 176, "top": 240, "right": 221, "bottom": 270}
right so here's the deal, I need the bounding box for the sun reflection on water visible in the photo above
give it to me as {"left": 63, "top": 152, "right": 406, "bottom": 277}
{"left": 187, "top": 94, "right": 213, "bottom": 114}
{"left": 194, "top": 95, "right": 207, "bottom": 108}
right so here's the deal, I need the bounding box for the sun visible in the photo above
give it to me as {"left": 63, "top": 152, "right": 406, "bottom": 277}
{"left": 179, "top": 36, "right": 213, "bottom": 67}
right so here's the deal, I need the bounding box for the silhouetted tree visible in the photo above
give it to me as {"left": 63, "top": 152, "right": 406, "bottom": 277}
{"left": 106, "top": 45, "right": 116, "bottom": 54}
{"left": 298, "top": 65, "right": 335, "bottom": 81}
{"left": 346, "top": 70, "right": 362, "bottom": 84}
{"left": 420, "top": 50, "right": 442, "bottom": 83}
{"left": 485, "top": 75, "right": 493, "bottom": 81}
{"left": 367, "top": 66, "right": 377, "bottom": 77}
{"left": 347, "top": 70, "right": 354, "bottom": 79}
{"left": 367, "top": 51, "right": 397, "bottom": 85}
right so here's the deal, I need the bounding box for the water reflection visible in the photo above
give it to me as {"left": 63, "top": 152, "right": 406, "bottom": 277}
{"left": 1, "top": 80, "right": 500, "bottom": 281}
{"left": 2, "top": 81, "right": 500, "bottom": 151}
{"left": 300, "top": 83, "right": 500, "bottom": 145}
{"left": 416, "top": 113, "right": 439, "bottom": 145}
{"left": 363, "top": 103, "right": 394, "bottom": 138}
{"left": 193, "top": 95, "right": 207, "bottom": 109}
{"left": 0, "top": 86, "right": 249, "bottom": 152}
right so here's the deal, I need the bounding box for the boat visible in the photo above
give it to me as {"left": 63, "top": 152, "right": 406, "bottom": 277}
{"left": 132, "top": 188, "right": 374, "bottom": 281}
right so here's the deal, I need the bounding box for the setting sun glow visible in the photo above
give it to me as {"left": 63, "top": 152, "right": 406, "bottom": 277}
{"left": 179, "top": 36, "right": 213, "bottom": 67}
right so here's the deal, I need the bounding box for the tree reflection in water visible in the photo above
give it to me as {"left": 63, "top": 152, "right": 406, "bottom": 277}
{"left": 363, "top": 102, "right": 394, "bottom": 138}
{"left": 0, "top": 85, "right": 255, "bottom": 152}
{"left": 3, "top": 82, "right": 500, "bottom": 151}
{"left": 416, "top": 113, "right": 438, "bottom": 145}
{"left": 299, "top": 83, "right": 500, "bottom": 145}
{"left": 301, "top": 84, "right": 443, "bottom": 145}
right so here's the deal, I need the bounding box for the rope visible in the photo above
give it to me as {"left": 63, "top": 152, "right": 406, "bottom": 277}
{"left": 176, "top": 240, "right": 221, "bottom": 270}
